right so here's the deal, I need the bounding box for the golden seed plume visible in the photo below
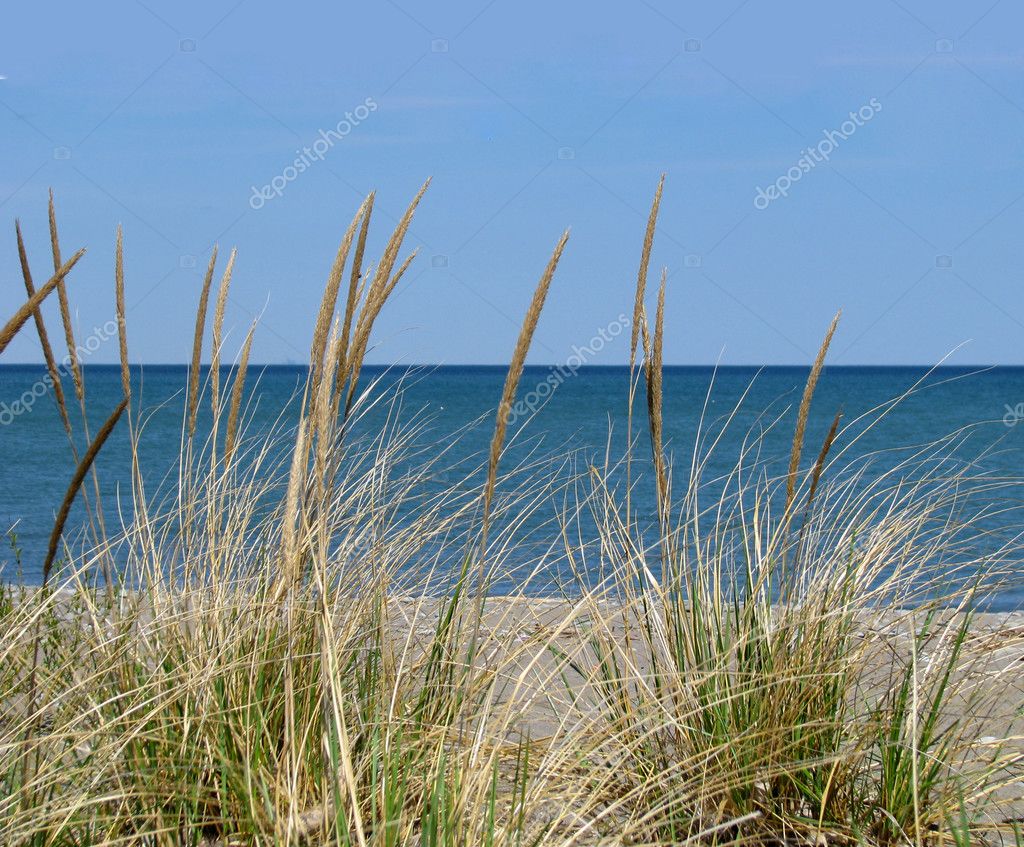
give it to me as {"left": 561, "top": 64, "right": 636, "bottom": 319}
{"left": 187, "top": 247, "right": 218, "bottom": 439}
{"left": 632, "top": 175, "right": 664, "bottom": 371}
{"left": 786, "top": 310, "right": 841, "bottom": 508}
{"left": 48, "top": 192, "right": 86, "bottom": 402}
{"left": 313, "top": 317, "right": 341, "bottom": 478}
{"left": 210, "top": 247, "right": 237, "bottom": 414}
{"left": 342, "top": 248, "right": 418, "bottom": 418}
{"left": 279, "top": 419, "right": 308, "bottom": 593}
{"left": 225, "top": 323, "right": 255, "bottom": 465}
{"left": 646, "top": 269, "right": 669, "bottom": 520}
{"left": 338, "top": 192, "right": 375, "bottom": 377}
{"left": 115, "top": 226, "right": 130, "bottom": 401}
{"left": 309, "top": 195, "right": 372, "bottom": 409}
{"left": 482, "top": 230, "right": 570, "bottom": 534}
{"left": 626, "top": 177, "right": 665, "bottom": 523}
{"left": 349, "top": 183, "right": 429, "bottom": 345}
{"left": 342, "top": 181, "right": 429, "bottom": 418}
{"left": 0, "top": 249, "right": 85, "bottom": 355}
{"left": 806, "top": 407, "right": 843, "bottom": 511}
{"left": 380, "top": 249, "right": 417, "bottom": 305}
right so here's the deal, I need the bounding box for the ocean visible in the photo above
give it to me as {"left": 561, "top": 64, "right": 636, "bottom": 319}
{"left": 1, "top": 364, "right": 1022, "bottom": 607}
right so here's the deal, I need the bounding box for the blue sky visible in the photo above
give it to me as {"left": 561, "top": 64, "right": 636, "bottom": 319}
{"left": 1, "top": 0, "right": 1023, "bottom": 365}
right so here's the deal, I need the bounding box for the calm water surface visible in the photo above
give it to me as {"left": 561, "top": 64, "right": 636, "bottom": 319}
{"left": 1, "top": 365, "right": 1022, "bottom": 607}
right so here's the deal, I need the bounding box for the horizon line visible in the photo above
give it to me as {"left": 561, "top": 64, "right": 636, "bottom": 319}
{"left": 0, "top": 362, "right": 1020, "bottom": 370}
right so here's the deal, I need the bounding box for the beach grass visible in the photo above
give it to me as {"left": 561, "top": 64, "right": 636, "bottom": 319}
{"left": 0, "top": 184, "right": 1022, "bottom": 846}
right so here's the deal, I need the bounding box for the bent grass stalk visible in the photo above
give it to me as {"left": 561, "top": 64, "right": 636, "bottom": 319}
{"left": 0, "top": 250, "right": 85, "bottom": 355}
{"left": 15, "top": 221, "right": 74, "bottom": 438}
{"left": 49, "top": 197, "right": 116, "bottom": 590}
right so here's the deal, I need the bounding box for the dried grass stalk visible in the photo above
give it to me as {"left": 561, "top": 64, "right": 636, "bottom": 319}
{"left": 48, "top": 194, "right": 112, "bottom": 586}
{"left": 342, "top": 249, "right": 418, "bottom": 417}
{"left": 627, "top": 177, "right": 665, "bottom": 522}
{"left": 646, "top": 269, "right": 669, "bottom": 523}
{"left": 115, "top": 226, "right": 130, "bottom": 401}
{"left": 807, "top": 407, "right": 842, "bottom": 511}
{"left": 41, "top": 397, "right": 128, "bottom": 586}
{"left": 343, "top": 181, "right": 429, "bottom": 417}
{"left": 631, "top": 175, "right": 664, "bottom": 371}
{"left": 279, "top": 419, "right": 308, "bottom": 594}
{"left": 210, "top": 248, "right": 237, "bottom": 413}
{"left": 313, "top": 317, "right": 341, "bottom": 484}
{"left": 15, "top": 221, "right": 73, "bottom": 436}
{"left": 48, "top": 191, "right": 85, "bottom": 403}
{"left": 337, "top": 192, "right": 375, "bottom": 377}
{"left": 0, "top": 249, "right": 85, "bottom": 355}
{"left": 349, "top": 182, "right": 430, "bottom": 351}
{"left": 187, "top": 247, "right": 218, "bottom": 438}
{"left": 309, "top": 196, "right": 372, "bottom": 409}
{"left": 786, "top": 311, "right": 841, "bottom": 508}
{"left": 225, "top": 323, "right": 255, "bottom": 465}
{"left": 482, "top": 230, "right": 570, "bottom": 534}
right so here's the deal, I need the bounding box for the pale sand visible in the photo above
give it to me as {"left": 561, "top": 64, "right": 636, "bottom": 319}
{"left": 388, "top": 595, "right": 1024, "bottom": 825}
{"left": 9, "top": 589, "right": 1024, "bottom": 836}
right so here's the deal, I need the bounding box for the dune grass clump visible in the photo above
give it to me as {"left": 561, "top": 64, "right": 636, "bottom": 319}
{"left": 0, "top": 182, "right": 1021, "bottom": 846}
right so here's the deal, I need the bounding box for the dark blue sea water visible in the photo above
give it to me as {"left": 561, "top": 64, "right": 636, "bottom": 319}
{"left": 1, "top": 364, "right": 1022, "bottom": 607}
